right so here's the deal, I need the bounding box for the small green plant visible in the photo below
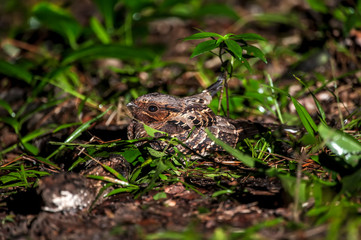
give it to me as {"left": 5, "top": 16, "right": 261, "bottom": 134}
{"left": 184, "top": 30, "right": 267, "bottom": 117}
{"left": 184, "top": 30, "right": 267, "bottom": 72}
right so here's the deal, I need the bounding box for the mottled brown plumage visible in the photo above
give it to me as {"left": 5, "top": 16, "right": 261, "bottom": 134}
{"left": 127, "top": 74, "right": 283, "bottom": 156}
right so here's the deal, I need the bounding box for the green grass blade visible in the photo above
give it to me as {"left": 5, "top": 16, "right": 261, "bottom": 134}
{"left": 291, "top": 96, "right": 317, "bottom": 137}
{"left": 0, "top": 60, "right": 32, "bottom": 84}
{"left": 205, "top": 128, "right": 256, "bottom": 168}
{"left": 53, "top": 122, "right": 82, "bottom": 133}
{"left": 106, "top": 186, "right": 139, "bottom": 197}
{"left": 22, "top": 127, "right": 54, "bottom": 143}
{"left": 62, "top": 44, "right": 156, "bottom": 65}
{"left": 46, "top": 107, "right": 112, "bottom": 160}
{"left": 34, "top": 156, "right": 60, "bottom": 169}
{"left": 101, "top": 164, "right": 127, "bottom": 182}
{"left": 90, "top": 17, "right": 110, "bottom": 44}
{"left": 48, "top": 69, "right": 99, "bottom": 108}
{"left": 92, "top": 0, "right": 117, "bottom": 31}
{"left": 87, "top": 175, "right": 131, "bottom": 186}
{"left": 0, "top": 99, "right": 15, "bottom": 116}
{"left": 18, "top": 98, "right": 67, "bottom": 126}
{"left": 294, "top": 75, "right": 327, "bottom": 124}
{"left": 266, "top": 73, "right": 284, "bottom": 123}
{"left": 32, "top": 2, "right": 82, "bottom": 49}
{"left": 0, "top": 117, "right": 20, "bottom": 133}
{"left": 22, "top": 142, "right": 39, "bottom": 155}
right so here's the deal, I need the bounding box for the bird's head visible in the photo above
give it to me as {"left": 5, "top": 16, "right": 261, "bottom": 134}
{"left": 127, "top": 93, "right": 183, "bottom": 125}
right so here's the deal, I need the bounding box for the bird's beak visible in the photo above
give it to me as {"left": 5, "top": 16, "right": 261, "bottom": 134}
{"left": 126, "top": 102, "right": 138, "bottom": 111}
{"left": 126, "top": 102, "right": 138, "bottom": 119}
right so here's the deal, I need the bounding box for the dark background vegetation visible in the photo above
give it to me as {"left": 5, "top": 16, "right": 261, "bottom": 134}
{"left": 1, "top": 0, "right": 361, "bottom": 239}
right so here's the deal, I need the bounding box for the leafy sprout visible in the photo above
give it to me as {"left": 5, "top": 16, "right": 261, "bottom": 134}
{"left": 184, "top": 30, "right": 267, "bottom": 72}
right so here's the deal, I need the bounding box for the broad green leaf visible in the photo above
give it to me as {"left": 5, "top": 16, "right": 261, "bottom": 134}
{"left": 300, "top": 133, "right": 317, "bottom": 145}
{"left": 143, "top": 124, "right": 168, "bottom": 138}
{"left": 216, "top": 37, "right": 225, "bottom": 45}
{"left": 32, "top": 2, "right": 82, "bottom": 49}
{"left": 306, "top": 0, "right": 328, "bottom": 13}
{"left": 232, "top": 33, "right": 266, "bottom": 41}
{"left": 147, "top": 147, "right": 167, "bottom": 158}
{"left": 153, "top": 192, "right": 167, "bottom": 200}
{"left": 224, "top": 39, "right": 243, "bottom": 61}
{"left": 159, "top": 174, "right": 168, "bottom": 180}
{"left": 205, "top": 128, "right": 255, "bottom": 167}
{"left": 241, "top": 59, "right": 252, "bottom": 72}
{"left": 184, "top": 32, "right": 223, "bottom": 40}
{"left": 243, "top": 45, "right": 267, "bottom": 63}
{"left": 319, "top": 124, "right": 361, "bottom": 167}
{"left": 190, "top": 40, "right": 219, "bottom": 58}
{"left": 0, "top": 60, "right": 32, "bottom": 84}
{"left": 62, "top": 44, "right": 155, "bottom": 65}
{"left": 90, "top": 17, "right": 110, "bottom": 44}
{"left": 291, "top": 97, "right": 317, "bottom": 137}
{"left": 120, "top": 147, "right": 143, "bottom": 163}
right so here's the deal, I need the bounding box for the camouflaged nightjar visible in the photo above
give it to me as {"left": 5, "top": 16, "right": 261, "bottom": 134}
{"left": 127, "top": 74, "right": 272, "bottom": 157}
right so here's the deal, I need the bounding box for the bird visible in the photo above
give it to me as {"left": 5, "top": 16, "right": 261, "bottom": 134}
{"left": 127, "top": 74, "right": 292, "bottom": 157}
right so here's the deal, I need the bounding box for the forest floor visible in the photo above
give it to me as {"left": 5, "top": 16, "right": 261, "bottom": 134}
{"left": 1, "top": 0, "right": 361, "bottom": 239}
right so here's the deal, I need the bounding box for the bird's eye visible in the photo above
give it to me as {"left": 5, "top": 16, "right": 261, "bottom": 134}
{"left": 148, "top": 105, "right": 158, "bottom": 112}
